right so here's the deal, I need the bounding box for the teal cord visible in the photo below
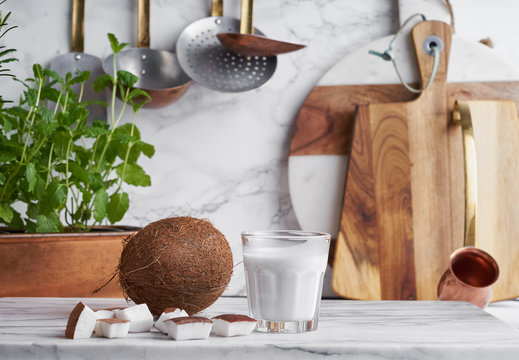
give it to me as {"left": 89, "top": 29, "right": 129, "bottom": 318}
{"left": 369, "top": 13, "right": 441, "bottom": 94}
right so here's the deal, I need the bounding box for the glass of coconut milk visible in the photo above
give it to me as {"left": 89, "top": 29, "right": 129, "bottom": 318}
{"left": 241, "top": 230, "right": 330, "bottom": 333}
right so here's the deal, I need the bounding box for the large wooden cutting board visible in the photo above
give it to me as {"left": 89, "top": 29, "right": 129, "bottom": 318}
{"left": 288, "top": 27, "right": 519, "bottom": 300}
{"left": 334, "top": 20, "right": 455, "bottom": 301}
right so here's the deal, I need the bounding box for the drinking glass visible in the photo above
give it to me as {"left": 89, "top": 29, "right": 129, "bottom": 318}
{"left": 241, "top": 230, "right": 330, "bottom": 333}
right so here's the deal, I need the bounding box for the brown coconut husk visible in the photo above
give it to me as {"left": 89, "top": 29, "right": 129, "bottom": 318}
{"left": 118, "top": 216, "right": 233, "bottom": 315}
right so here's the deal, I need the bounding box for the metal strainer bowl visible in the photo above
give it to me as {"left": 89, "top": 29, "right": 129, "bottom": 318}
{"left": 176, "top": 16, "right": 277, "bottom": 92}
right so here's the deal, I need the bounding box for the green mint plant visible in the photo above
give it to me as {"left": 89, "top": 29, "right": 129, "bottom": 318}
{"left": 0, "top": 2, "right": 18, "bottom": 99}
{"left": 0, "top": 31, "right": 154, "bottom": 232}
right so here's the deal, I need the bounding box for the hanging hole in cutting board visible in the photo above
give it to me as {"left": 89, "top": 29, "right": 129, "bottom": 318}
{"left": 423, "top": 35, "right": 444, "bottom": 56}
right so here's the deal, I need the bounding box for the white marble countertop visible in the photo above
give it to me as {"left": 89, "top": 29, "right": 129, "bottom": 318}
{"left": 1, "top": 297, "right": 519, "bottom": 359}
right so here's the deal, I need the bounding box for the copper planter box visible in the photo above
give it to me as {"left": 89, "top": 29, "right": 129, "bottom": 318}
{"left": 0, "top": 227, "right": 137, "bottom": 298}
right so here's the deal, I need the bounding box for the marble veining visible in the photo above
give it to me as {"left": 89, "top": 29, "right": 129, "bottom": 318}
{"left": 1, "top": 297, "right": 519, "bottom": 359}
{"left": 1, "top": 1, "right": 519, "bottom": 297}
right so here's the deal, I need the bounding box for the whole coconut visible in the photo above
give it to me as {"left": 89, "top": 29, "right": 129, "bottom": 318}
{"left": 118, "top": 217, "right": 233, "bottom": 315}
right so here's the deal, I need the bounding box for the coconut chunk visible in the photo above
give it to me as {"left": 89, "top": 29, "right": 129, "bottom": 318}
{"left": 155, "top": 307, "right": 189, "bottom": 334}
{"left": 94, "top": 310, "right": 116, "bottom": 319}
{"left": 65, "top": 302, "right": 97, "bottom": 339}
{"left": 97, "top": 318, "right": 130, "bottom": 338}
{"left": 115, "top": 303, "right": 153, "bottom": 332}
{"left": 212, "top": 314, "right": 257, "bottom": 337}
{"left": 93, "top": 310, "right": 116, "bottom": 336}
{"left": 166, "top": 316, "right": 213, "bottom": 340}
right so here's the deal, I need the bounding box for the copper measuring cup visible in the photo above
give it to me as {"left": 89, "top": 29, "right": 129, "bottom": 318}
{"left": 437, "top": 101, "right": 500, "bottom": 308}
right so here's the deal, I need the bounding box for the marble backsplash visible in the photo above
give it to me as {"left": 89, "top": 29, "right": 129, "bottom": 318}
{"left": 1, "top": 0, "right": 518, "bottom": 296}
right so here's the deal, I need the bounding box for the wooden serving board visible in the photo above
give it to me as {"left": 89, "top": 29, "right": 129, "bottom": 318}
{"left": 288, "top": 24, "right": 519, "bottom": 301}
{"left": 334, "top": 21, "right": 455, "bottom": 301}
{"left": 456, "top": 100, "right": 519, "bottom": 302}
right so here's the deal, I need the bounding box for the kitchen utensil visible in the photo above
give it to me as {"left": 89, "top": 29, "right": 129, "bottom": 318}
{"left": 50, "top": 0, "right": 105, "bottom": 123}
{"left": 436, "top": 101, "right": 500, "bottom": 309}
{"left": 288, "top": 12, "right": 519, "bottom": 300}
{"left": 216, "top": 0, "right": 305, "bottom": 57}
{"left": 241, "top": 230, "right": 330, "bottom": 333}
{"left": 330, "top": 20, "right": 456, "bottom": 302}
{"left": 448, "top": 99, "right": 519, "bottom": 301}
{"left": 437, "top": 247, "right": 499, "bottom": 309}
{"left": 103, "top": 0, "right": 191, "bottom": 108}
{"left": 175, "top": 0, "right": 276, "bottom": 92}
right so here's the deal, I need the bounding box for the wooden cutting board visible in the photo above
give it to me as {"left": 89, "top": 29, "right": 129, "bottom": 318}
{"left": 334, "top": 21, "right": 455, "bottom": 301}
{"left": 288, "top": 19, "right": 519, "bottom": 301}
{"left": 454, "top": 100, "right": 519, "bottom": 301}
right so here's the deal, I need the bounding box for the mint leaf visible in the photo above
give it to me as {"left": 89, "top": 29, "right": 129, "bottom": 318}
{"left": 68, "top": 161, "right": 89, "bottom": 183}
{"left": 81, "top": 188, "right": 93, "bottom": 204}
{"left": 25, "top": 162, "right": 37, "bottom": 193}
{"left": 39, "top": 121, "right": 59, "bottom": 136}
{"left": 116, "top": 123, "right": 141, "bottom": 139}
{"left": 93, "top": 187, "right": 108, "bottom": 222}
{"left": 84, "top": 125, "right": 110, "bottom": 138}
{"left": 107, "top": 192, "right": 129, "bottom": 224}
{"left": 88, "top": 172, "right": 104, "bottom": 191}
{"left": 128, "top": 88, "right": 151, "bottom": 112}
{"left": 26, "top": 202, "right": 39, "bottom": 219}
{"left": 40, "top": 181, "right": 67, "bottom": 214}
{"left": 35, "top": 213, "right": 60, "bottom": 233}
{"left": 52, "top": 131, "right": 71, "bottom": 158}
{"left": 0, "top": 172, "right": 5, "bottom": 186}
{"left": 44, "top": 68, "right": 63, "bottom": 86}
{"left": 38, "top": 107, "right": 53, "bottom": 123}
{"left": 68, "top": 70, "right": 90, "bottom": 86}
{"left": 108, "top": 33, "right": 129, "bottom": 54}
{"left": 136, "top": 141, "right": 155, "bottom": 158}
{"left": 0, "top": 203, "right": 13, "bottom": 223}
{"left": 32, "top": 63, "right": 44, "bottom": 80}
{"left": 8, "top": 209, "right": 23, "bottom": 230}
{"left": 0, "top": 150, "right": 15, "bottom": 162}
{"left": 40, "top": 85, "right": 61, "bottom": 102}
{"left": 24, "top": 88, "right": 37, "bottom": 107}
{"left": 93, "top": 74, "right": 114, "bottom": 92}
{"left": 117, "top": 70, "right": 138, "bottom": 88}
{"left": 116, "top": 163, "right": 151, "bottom": 186}
{"left": 69, "top": 103, "right": 88, "bottom": 126}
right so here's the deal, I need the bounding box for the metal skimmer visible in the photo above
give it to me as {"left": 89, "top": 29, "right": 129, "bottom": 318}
{"left": 176, "top": 0, "right": 276, "bottom": 92}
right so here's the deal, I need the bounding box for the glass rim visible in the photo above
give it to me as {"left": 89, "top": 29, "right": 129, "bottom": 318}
{"left": 241, "top": 230, "right": 330, "bottom": 240}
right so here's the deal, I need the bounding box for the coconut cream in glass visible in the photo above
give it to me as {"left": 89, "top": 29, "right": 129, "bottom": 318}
{"left": 241, "top": 230, "right": 330, "bottom": 333}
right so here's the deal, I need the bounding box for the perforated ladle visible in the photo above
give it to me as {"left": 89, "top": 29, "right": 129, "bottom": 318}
{"left": 216, "top": 0, "right": 305, "bottom": 57}
{"left": 176, "top": 0, "right": 277, "bottom": 92}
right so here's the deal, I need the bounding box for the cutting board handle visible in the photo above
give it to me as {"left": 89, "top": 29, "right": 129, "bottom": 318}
{"left": 411, "top": 21, "right": 452, "bottom": 89}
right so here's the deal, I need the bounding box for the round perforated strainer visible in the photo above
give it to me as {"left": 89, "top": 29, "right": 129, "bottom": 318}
{"left": 176, "top": 1, "right": 276, "bottom": 92}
